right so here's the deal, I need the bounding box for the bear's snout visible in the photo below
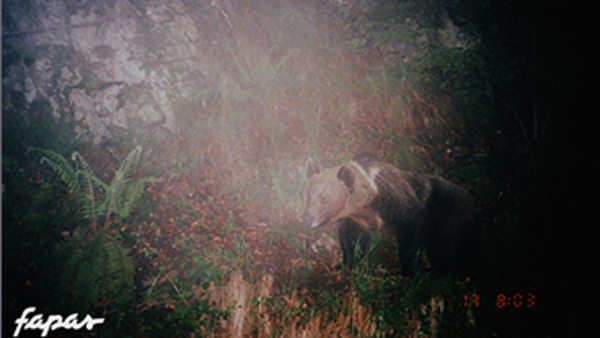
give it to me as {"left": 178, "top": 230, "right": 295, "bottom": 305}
{"left": 303, "top": 212, "right": 327, "bottom": 228}
{"left": 302, "top": 213, "right": 315, "bottom": 228}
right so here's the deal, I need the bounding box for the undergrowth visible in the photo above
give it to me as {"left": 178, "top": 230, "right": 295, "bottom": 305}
{"left": 2, "top": 0, "right": 563, "bottom": 336}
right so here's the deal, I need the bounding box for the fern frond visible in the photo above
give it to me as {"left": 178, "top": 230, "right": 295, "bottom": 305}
{"left": 28, "top": 147, "right": 82, "bottom": 196}
{"left": 87, "top": 174, "right": 110, "bottom": 217}
{"left": 104, "top": 146, "right": 144, "bottom": 226}
{"left": 32, "top": 145, "right": 155, "bottom": 231}
{"left": 118, "top": 145, "right": 143, "bottom": 177}
{"left": 59, "top": 231, "right": 104, "bottom": 311}
{"left": 57, "top": 230, "right": 134, "bottom": 311}
{"left": 72, "top": 151, "right": 108, "bottom": 233}
{"left": 115, "top": 179, "right": 140, "bottom": 220}
{"left": 103, "top": 236, "right": 134, "bottom": 291}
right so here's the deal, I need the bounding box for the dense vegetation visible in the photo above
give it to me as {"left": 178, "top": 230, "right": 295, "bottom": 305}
{"left": 3, "top": 0, "right": 574, "bottom": 336}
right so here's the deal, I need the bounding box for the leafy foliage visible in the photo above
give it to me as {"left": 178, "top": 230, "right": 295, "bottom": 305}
{"left": 18, "top": 147, "right": 154, "bottom": 318}
{"left": 29, "top": 146, "right": 157, "bottom": 233}
{"left": 54, "top": 229, "right": 134, "bottom": 313}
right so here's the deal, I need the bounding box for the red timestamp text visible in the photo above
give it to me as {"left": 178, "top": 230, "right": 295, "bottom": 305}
{"left": 462, "top": 293, "right": 536, "bottom": 309}
{"left": 496, "top": 293, "right": 535, "bottom": 309}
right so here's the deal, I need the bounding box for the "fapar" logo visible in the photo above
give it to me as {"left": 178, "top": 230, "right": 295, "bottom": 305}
{"left": 14, "top": 307, "right": 105, "bottom": 337}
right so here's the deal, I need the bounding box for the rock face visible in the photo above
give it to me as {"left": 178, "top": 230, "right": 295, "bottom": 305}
{"left": 3, "top": 0, "right": 218, "bottom": 141}
{"left": 3, "top": 0, "right": 473, "bottom": 143}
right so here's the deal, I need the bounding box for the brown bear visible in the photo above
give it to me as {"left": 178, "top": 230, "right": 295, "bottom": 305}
{"left": 303, "top": 152, "right": 477, "bottom": 277}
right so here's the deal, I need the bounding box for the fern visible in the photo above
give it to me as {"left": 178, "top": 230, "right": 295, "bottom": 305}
{"left": 104, "top": 146, "right": 140, "bottom": 227}
{"left": 30, "top": 145, "right": 156, "bottom": 233}
{"left": 73, "top": 151, "right": 108, "bottom": 233}
{"left": 28, "top": 147, "right": 83, "bottom": 196}
{"left": 55, "top": 229, "right": 134, "bottom": 312}
{"left": 103, "top": 234, "right": 134, "bottom": 291}
{"left": 30, "top": 146, "right": 152, "bottom": 311}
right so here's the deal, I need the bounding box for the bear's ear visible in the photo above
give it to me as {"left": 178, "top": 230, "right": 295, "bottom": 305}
{"left": 337, "top": 166, "right": 355, "bottom": 193}
{"left": 306, "top": 158, "right": 323, "bottom": 178}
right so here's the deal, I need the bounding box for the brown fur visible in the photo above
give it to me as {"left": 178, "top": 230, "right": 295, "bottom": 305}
{"left": 303, "top": 158, "right": 379, "bottom": 229}
{"left": 303, "top": 153, "right": 477, "bottom": 277}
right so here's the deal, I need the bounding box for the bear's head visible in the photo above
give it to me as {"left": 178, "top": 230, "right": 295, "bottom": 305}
{"left": 302, "top": 158, "right": 377, "bottom": 229}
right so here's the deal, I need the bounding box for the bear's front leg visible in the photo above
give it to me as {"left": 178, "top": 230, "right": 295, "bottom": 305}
{"left": 337, "top": 217, "right": 371, "bottom": 268}
{"left": 394, "top": 227, "right": 422, "bottom": 278}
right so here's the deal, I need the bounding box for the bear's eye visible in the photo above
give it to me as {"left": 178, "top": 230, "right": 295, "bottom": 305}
{"left": 321, "top": 196, "right": 329, "bottom": 205}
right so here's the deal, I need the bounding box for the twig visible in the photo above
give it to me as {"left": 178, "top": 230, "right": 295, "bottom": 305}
{"left": 493, "top": 94, "right": 529, "bottom": 142}
{"left": 165, "top": 272, "right": 190, "bottom": 306}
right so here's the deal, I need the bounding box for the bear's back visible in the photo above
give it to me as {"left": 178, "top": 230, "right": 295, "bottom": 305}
{"left": 352, "top": 153, "right": 424, "bottom": 225}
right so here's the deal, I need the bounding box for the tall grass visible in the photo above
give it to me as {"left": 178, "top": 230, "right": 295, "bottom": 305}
{"left": 161, "top": 0, "right": 476, "bottom": 229}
